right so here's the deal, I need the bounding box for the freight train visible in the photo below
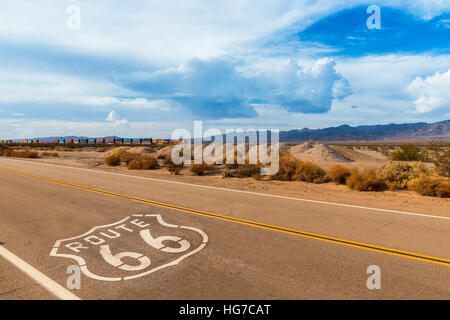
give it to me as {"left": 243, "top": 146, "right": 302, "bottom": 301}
{"left": 0, "top": 138, "right": 183, "bottom": 145}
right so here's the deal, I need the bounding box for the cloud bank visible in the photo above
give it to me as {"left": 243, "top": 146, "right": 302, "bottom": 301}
{"left": 119, "top": 56, "right": 351, "bottom": 118}
{"left": 408, "top": 69, "right": 450, "bottom": 113}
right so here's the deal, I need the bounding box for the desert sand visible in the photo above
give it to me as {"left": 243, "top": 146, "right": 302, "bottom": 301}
{"left": 10, "top": 142, "right": 448, "bottom": 218}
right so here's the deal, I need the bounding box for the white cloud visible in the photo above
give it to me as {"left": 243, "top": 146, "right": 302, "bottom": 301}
{"left": 0, "top": 70, "right": 133, "bottom": 103}
{"left": 120, "top": 56, "right": 351, "bottom": 117}
{"left": 407, "top": 69, "right": 450, "bottom": 113}
{"left": 0, "top": 69, "right": 176, "bottom": 112}
{"left": 106, "top": 111, "right": 129, "bottom": 128}
{"left": 335, "top": 54, "right": 450, "bottom": 117}
{"left": 0, "top": 119, "right": 187, "bottom": 139}
{"left": 0, "top": 1, "right": 446, "bottom": 64}
{"left": 0, "top": 1, "right": 448, "bottom": 137}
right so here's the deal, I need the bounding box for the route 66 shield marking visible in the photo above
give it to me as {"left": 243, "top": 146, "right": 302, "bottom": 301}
{"left": 50, "top": 214, "right": 208, "bottom": 281}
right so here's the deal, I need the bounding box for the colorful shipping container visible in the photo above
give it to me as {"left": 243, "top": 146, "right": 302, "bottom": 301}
{"left": 0, "top": 137, "right": 179, "bottom": 146}
{"left": 141, "top": 138, "right": 153, "bottom": 145}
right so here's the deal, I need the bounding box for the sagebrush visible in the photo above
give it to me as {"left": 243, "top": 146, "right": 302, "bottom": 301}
{"left": 346, "top": 168, "right": 387, "bottom": 191}
{"left": 408, "top": 174, "right": 450, "bottom": 198}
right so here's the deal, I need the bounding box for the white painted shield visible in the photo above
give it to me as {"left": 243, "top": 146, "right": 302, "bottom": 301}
{"left": 50, "top": 214, "right": 208, "bottom": 281}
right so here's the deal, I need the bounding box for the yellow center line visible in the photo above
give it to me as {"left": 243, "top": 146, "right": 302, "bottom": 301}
{"left": 1, "top": 167, "right": 450, "bottom": 267}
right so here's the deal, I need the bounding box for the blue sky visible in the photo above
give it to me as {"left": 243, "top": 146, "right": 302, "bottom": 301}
{"left": 0, "top": 0, "right": 449, "bottom": 138}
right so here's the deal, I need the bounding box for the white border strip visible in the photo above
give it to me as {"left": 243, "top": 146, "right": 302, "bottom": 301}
{"left": 0, "top": 245, "right": 81, "bottom": 300}
{"left": 1, "top": 157, "right": 449, "bottom": 221}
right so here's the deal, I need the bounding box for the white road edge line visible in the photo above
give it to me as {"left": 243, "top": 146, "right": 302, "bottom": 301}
{"left": 0, "top": 245, "right": 81, "bottom": 300}
{"left": 1, "top": 157, "right": 449, "bottom": 221}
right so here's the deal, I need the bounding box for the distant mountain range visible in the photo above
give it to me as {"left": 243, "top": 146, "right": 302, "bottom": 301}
{"left": 13, "top": 120, "right": 450, "bottom": 142}
{"left": 278, "top": 120, "right": 450, "bottom": 142}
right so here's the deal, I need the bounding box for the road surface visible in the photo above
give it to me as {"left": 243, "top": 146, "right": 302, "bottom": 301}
{"left": 0, "top": 157, "right": 449, "bottom": 299}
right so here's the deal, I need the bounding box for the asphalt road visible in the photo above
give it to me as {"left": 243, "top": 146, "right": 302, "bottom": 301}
{"left": 0, "top": 157, "right": 449, "bottom": 299}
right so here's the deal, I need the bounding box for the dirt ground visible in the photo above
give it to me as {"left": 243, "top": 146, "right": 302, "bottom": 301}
{"left": 9, "top": 144, "right": 449, "bottom": 217}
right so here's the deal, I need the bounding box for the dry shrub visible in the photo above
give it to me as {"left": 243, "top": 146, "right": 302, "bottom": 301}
{"left": 104, "top": 153, "right": 121, "bottom": 166}
{"left": 346, "top": 168, "right": 387, "bottom": 191}
{"left": 223, "top": 164, "right": 260, "bottom": 178}
{"left": 140, "top": 156, "right": 158, "bottom": 169}
{"left": 41, "top": 152, "right": 59, "bottom": 157}
{"left": 23, "top": 150, "right": 40, "bottom": 158}
{"left": 223, "top": 150, "right": 240, "bottom": 169}
{"left": 380, "top": 161, "right": 429, "bottom": 190}
{"left": 0, "top": 145, "right": 9, "bottom": 156}
{"left": 328, "top": 164, "right": 352, "bottom": 184}
{"left": 271, "top": 155, "right": 327, "bottom": 183}
{"left": 3, "top": 150, "right": 40, "bottom": 158}
{"left": 273, "top": 154, "right": 298, "bottom": 181}
{"left": 95, "top": 147, "right": 107, "bottom": 152}
{"left": 294, "top": 161, "right": 327, "bottom": 183}
{"left": 127, "top": 155, "right": 158, "bottom": 170}
{"left": 127, "top": 158, "right": 141, "bottom": 169}
{"left": 2, "top": 149, "right": 13, "bottom": 157}
{"left": 408, "top": 174, "right": 450, "bottom": 198}
{"left": 190, "top": 163, "right": 213, "bottom": 176}
{"left": 119, "top": 151, "right": 135, "bottom": 165}
{"left": 432, "top": 149, "right": 450, "bottom": 177}
{"left": 390, "top": 145, "right": 428, "bottom": 161}
{"left": 166, "top": 156, "right": 185, "bottom": 175}
{"left": 105, "top": 149, "right": 136, "bottom": 166}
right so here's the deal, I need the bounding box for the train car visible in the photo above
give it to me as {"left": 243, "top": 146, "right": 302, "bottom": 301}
{"left": 96, "top": 138, "right": 105, "bottom": 144}
{"left": 66, "top": 139, "right": 73, "bottom": 143}
{"left": 106, "top": 138, "right": 115, "bottom": 144}
{"left": 73, "top": 139, "right": 80, "bottom": 144}
{"left": 33, "top": 139, "right": 39, "bottom": 144}
{"left": 123, "top": 138, "right": 132, "bottom": 145}
{"left": 88, "top": 138, "right": 96, "bottom": 144}
{"left": 79, "top": 138, "right": 88, "bottom": 144}
{"left": 59, "top": 139, "right": 65, "bottom": 144}
{"left": 141, "top": 138, "right": 153, "bottom": 145}
{"left": 115, "top": 139, "right": 123, "bottom": 144}
{"left": 132, "top": 138, "right": 142, "bottom": 144}
{"left": 51, "top": 139, "right": 58, "bottom": 144}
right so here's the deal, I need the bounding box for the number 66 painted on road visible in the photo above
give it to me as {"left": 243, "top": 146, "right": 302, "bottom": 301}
{"left": 99, "top": 229, "right": 191, "bottom": 271}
